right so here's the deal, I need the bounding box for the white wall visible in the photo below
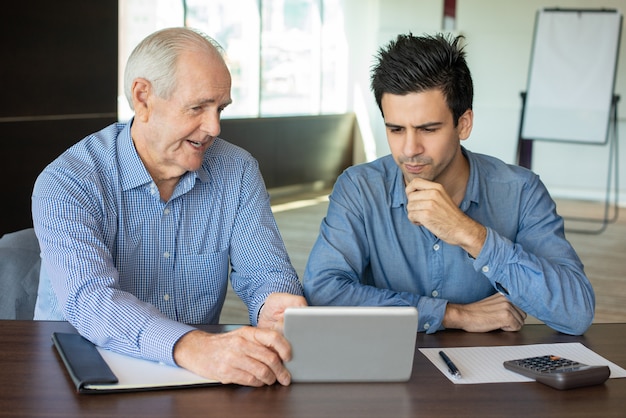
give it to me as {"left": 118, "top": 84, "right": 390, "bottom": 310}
{"left": 342, "top": 0, "right": 443, "bottom": 161}
{"left": 344, "top": 0, "right": 626, "bottom": 204}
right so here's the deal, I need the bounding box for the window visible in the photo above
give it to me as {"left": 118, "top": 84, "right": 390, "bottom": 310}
{"left": 259, "top": 0, "right": 321, "bottom": 115}
{"left": 118, "top": 0, "right": 347, "bottom": 120}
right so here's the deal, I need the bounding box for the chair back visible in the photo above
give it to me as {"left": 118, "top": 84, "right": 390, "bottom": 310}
{"left": 0, "top": 228, "right": 41, "bottom": 319}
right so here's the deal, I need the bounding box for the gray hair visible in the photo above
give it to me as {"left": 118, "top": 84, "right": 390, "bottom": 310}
{"left": 123, "top": 27, "right": 225, "bottom": 110}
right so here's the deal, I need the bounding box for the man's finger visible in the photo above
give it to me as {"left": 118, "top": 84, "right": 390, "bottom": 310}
{"left": 252, "top": 327, "right": 292, "bottom": 362}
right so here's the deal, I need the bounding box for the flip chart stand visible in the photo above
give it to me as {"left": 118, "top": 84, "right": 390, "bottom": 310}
{"left": 517, "top": 94, "right": 620, "bottom": 235}
{"left": 516, "top": 8, "right": 622, "bottom": 234}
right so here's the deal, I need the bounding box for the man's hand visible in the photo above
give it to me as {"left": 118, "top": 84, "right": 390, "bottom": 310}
{"left": 258, "top": 292, "right": 308, "bottom": 332}
{"left": 173, "top": 293, "right": 306, "bottom": 387}
{"left": 173, "top": 327, "right": 293, "bottom": 387}
{"left": 443, "top": 293, "right": 527, "bottom": 332}
{"left": 405, "top": 178, "right": 486, "bottom": 258}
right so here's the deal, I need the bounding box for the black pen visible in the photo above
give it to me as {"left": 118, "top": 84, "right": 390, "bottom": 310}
{"left": 439, "top": 350, "right": 462, "bottom": 379}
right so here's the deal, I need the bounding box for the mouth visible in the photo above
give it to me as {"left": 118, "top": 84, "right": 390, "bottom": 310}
{"left": 187, "top": 137, "right": 214, "bottom": 150}
{"left": 404, "top": 163, "right": 426, "bottom": 174}
{"left": 187, "top": 140, "right": 204, "bottom": 148}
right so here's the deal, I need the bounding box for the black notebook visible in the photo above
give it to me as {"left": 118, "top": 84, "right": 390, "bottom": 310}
{"left": 52, "top": 332, "right": 220, "bottom": 393}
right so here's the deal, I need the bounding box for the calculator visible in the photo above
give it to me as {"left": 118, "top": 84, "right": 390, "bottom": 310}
{"left": 503, "top": 355, "right": 610, "bottom": 390}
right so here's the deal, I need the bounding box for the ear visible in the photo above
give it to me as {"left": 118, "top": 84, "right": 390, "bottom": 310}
{"left": 131, "top": 78, "right": 152, "bottom": 122}
{"left": 457, "top": 109, "right": 473, "bottom": 141}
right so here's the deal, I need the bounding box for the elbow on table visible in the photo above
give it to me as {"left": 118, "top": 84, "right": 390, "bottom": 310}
{"left": 544, "top": 310, "right": 594, "bottom": 336}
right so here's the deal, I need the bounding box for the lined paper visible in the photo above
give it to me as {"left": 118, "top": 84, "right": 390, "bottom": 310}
{"left": 419, "top": 343, "right": 626, "bottom": 384}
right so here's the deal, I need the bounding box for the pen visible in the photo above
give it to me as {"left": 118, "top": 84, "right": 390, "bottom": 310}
{"left": 439, "top": 350, "right": 462, "bottom": 379}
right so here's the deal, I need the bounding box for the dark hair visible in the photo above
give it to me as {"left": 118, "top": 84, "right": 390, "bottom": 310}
{"left": 370, "top": 33, "right": 473, "bottom": 126}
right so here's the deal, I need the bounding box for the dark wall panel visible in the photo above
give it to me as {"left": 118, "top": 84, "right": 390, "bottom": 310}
{"left": 0, "top": 1, "right": 118, "bottom": 117}
{"left": 0, "top": 1, "right": 118, "bottom": 235}
{"left": 1, "top": 118, "right": 115, "bottom": 235}
{"left": 221, "top": 114, "right": 355, "bottom": 190}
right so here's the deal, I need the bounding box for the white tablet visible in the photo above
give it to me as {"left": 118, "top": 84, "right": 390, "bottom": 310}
{"left": 283, "top": 306, "right": 418, "bottom": 382}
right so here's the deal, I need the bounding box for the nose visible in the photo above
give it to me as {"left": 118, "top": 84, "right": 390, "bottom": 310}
{"left": 201, "top": 111, "right": 221, "bottom": 137}
{"left": 403, "top": 130, "right": 424, "bottom": 157}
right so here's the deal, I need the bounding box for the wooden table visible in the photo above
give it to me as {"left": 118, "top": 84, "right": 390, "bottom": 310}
{"left": 1, "top": 321, "right": 624, "bottom": 417}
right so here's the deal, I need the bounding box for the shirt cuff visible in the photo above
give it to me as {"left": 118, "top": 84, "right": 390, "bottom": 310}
{"left": 473, "top": 227, "right": 497, "bottom": 278}
{"left": 250, "top": 293, "right": 271, "bottom": 326}
{"left": 140, "top": 318, "right": 196, "bottom": 366}
{"left": 416, "top": 297, "right": 448, "bottom": 333}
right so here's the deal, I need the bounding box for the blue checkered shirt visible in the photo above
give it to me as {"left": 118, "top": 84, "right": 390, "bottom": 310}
{"left": 32, "top": 121, "right": 303, "bottom": 366}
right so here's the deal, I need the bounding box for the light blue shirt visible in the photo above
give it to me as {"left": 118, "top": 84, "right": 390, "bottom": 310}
{"left": 32, "top": 121, "right": 303, "bottom": 366}
{"left": 303, "top": 148, "right": 594, "bottom": 335}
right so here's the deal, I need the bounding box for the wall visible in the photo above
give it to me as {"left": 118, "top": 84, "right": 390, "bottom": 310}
{"left": 4, "top": 0, "right": 625, "bottom": 237}
{"left": 0, "top": 1, "right": 118, "bottom": 236}
{"left": 459, "top": 0, "right": 626, "bottom": 204}
{"left": 341, "top": 0, "right": 443, "bottom": 162}
{"left": 342, "top": 0, "right": 626, "bottom": 205}
{"left": 0, "top": 1, "right": 354, "bottom": 236}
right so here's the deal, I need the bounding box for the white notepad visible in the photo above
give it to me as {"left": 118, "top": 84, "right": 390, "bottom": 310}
{"left": 52, "top": 331, "right": 220, "bottom": 393}
{"left": 94, "top": 348, "right": 220, "bottom": 391}
{"left": 419, "top": 342, "right": 626, "bottom": 384}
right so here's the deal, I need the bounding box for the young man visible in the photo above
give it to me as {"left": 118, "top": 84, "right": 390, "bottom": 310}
{"left": 304, "top": 33, "right": 594, "bottom": 335}
{"left": 32, "top": 27, "right": 306, "bottom": 386}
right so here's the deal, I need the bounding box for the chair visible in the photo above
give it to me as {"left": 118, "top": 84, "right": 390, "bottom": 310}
{"left": 0, "top": 228, "right": 41, "bottom": 319}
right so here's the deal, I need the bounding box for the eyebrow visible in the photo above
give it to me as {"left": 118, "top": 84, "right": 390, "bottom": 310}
{"left": 192, "top": 97, "right": 233, "bottom": 107}
{"left": 385, "top": 121, "right": 444, "bottom": 130}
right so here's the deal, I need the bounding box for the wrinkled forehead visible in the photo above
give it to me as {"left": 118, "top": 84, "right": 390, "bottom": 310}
{"left": 172, "top": 48, "right": 232, "bottom": 102}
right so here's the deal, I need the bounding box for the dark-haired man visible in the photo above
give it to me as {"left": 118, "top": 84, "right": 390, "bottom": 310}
{"left": 304, "top": 33, "right": 594, "bottom": 335}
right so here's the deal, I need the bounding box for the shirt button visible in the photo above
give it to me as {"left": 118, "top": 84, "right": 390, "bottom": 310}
{"left": 482, "top": 265, "right": 490, "bottom": 273}
{"left": 164, "top": 208, "right": 170, "bottom": 215}
{"left": 163, "top": 294, "right": 170, "bottom": 301}
{"left": 163, "top": 251, "right": 170, "bottom": 259}
{"left": 424, "top": 323, "right": 430, "bottom": 330}
{"left": 433, "top": 244, "right": 440, "bottom": 251}
{"left": 431, "top": 290, "right": 439, "bottom": 297}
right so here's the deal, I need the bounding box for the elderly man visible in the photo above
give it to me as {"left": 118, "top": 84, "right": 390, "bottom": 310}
{"left": 32, "top": 27, "right": 306, "bottom": 386}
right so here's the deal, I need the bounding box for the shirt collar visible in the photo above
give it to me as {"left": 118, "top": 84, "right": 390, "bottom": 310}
{"left": 118, "top": 120, "right": 152, "bottom": 192}
{"left": 390, "top": 158, "right": 406, "bottom": 208}
{"left": 389, "top": 146, "right": 480, "bottom": 209}
{"left": 460, "top": 146, "right": 480, "bottom": 210}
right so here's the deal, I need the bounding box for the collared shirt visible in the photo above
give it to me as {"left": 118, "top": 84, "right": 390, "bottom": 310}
{"left": 32, "top": 121, "right": 303, "bottom": 366}
{"left": 303, "top": 147, "right": 594, "bottom": 335}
